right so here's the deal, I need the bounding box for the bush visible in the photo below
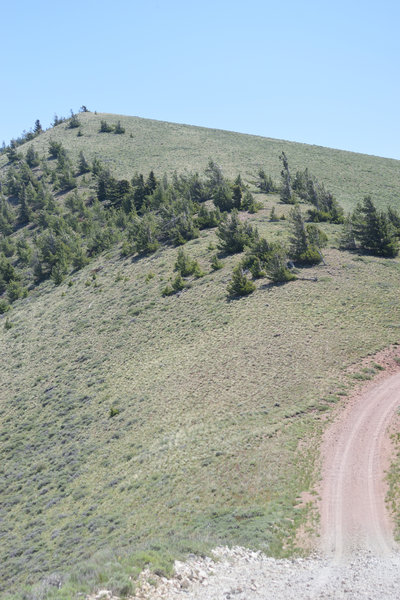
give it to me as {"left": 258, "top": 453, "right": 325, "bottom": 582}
{"left": 7, "top": 280, "right": 28, "bottom": 302}
{"left": 227, "top": 264, "right": 256, "bottom": 298}
{"left": 162, "top": 273, "right": 186, "bottom": 296}
{"left": 196, "top": 204, "right": 221, "bottom": 229}
{"left": 210, "top": 254, "right": 224, "bottom": 270}
{"left": 217, "top": 210, "right": 258, "bottom": 255}
{"left": 296, "top": 245, "right": 322, "bottom": 265}
{"left": 114, "top": 121, "right": 125, "bottom": 134}
{"left": 0, "top": 299, "right": 10, "bottom": 314}
{"left": 174, "top": 248, "right": 201, "bottom": 277}
{"left": 67, "top": 113, "right": 81, "bottom": 129}
{"left": 265, "top": 247, "right": 297, "bottom": 283}
{"left": 99, "top": 120, "right": 114, "bottom": 133}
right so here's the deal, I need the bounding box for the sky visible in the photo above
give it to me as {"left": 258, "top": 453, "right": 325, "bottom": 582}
{"left": 2, "top": 0, "right": 400, "bottom": 159}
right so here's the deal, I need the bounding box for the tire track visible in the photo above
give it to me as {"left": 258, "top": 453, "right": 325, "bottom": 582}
{"left": 320, "top": 372, "right": 400, "bottom": 559}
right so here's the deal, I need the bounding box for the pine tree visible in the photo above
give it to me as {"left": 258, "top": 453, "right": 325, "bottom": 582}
{"left": 352, "top": 196, "right": 398, "bottom": 257}
{"left": 217, "top": 210, "right": 258, "bottom": 254}
{"left": 33, "top": 119, "right": 43, "bottom": 134}
{"left": 26, "top": 146, "right": 40, "bottom": 168}
{"left": 339, "top": 216, "right": 357, "bottom": 250}
{"left": 227, "top": 264, "right": 256, "bottom": 297}
{"left": 289, "top": 205, "right": 308, "bottom": 257}
{"left": 78, "top": 151, "right": 90, "bottom": 174}
{"left": 265, "top": 245, "right": 296, "bottom": 283}
{"left": 279, "top": 152, "right": 294, "bottom": 204}
{"left": 288, "top": 206, "right": 323, "bottom": 265}
{"left": 114, "top": 120, "right": 125, "bottom": 134}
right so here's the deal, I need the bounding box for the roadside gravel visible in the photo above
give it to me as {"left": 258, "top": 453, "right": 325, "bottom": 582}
{"left": 89, "top": 546, "right": 400, "bottom": 600}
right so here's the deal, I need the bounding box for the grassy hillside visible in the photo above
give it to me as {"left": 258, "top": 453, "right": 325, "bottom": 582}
{"left": 2, "top": 112, "right": 400, "bottom": 212}
{"left": 1, "top": 115, "right": 400, "bottom": 598}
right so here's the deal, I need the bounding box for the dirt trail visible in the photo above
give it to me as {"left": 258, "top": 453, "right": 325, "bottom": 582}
{"left": 320, "top": 370, "right": 400, "bottom": 559}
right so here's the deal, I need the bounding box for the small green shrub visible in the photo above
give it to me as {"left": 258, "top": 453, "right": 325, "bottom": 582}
{"left": 296, "top": 246, "right": 323, "bottom": 266}
{"left": 210, "top": 255, "right": 224, "bottom": 270}
{"left": 227, "top": 265, "right": 256, "bottom": 298}
{"left": 0, "top": 299, "right": 10, "bottom": 314}
{"left": 114, "top": 121, "right": 125, "bottom": 134}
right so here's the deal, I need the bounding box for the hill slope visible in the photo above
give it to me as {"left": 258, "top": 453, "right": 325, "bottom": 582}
{"left": 2, "top": 112, "right": 400, "bottom": 212}
{"left": 1, "top": 115, "right": 400, "bottom": 599}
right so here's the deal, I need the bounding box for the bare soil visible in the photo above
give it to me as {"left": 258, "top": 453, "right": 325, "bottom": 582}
{"left": 320, "top": 354, "right": 400, "bottom": 558}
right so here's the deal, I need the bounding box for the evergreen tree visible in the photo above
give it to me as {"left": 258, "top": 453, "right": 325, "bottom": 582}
{"left": 232, "top": 184, "right": 242, "bottom": 210}
{"left": 67, "top": 112, "right": 80, "bottom": 129}
{"left": 279, "top": 151, "right": 294, "bottom": 204}
{"left": 213, "top": 185, "right": 234, "bottom": 212}
{"left": 78, "top": 151, "right": 90, "bottom": 174}
{"left": 288, "top": 206, "right": 322, "bottom": 265}
{"left": 114, "top": 120, "right": 125, "bottom": 134}
{"left": 25, "top": 146, "right": 40, "bottom": 168}
{"left": 99, "top": 120, "right": 113, "bottom": 133}
{"left": 205, "top": 159, "right": 224, "bottom": 196}
{"left": 227, "top": 264, "right": 256, "bottom": 297}
{"left": 217, "top": 210, "right": 258, "bottom": 254}
{"left": 33, "top": 119, "right": 43, "bottom": 134}
{"left": 145, "top": 170, "right": 157, "bottom": 194}
{"left": 288, "top": 205, "right": 308, "bottom": 257}
{"left": 352, "top": 196, "right": 398, "bottom": 257}
{"left": 265, "top": 246, "right": 296, "bottom": 283}
{"left": 255, "top": 169, "right": 275, "bottom": 193}
{"left": 18, "top": 191, "right": 32, "bottom": 225}
{"left": 339, "top": 216, "right": 357, "bottom": 250}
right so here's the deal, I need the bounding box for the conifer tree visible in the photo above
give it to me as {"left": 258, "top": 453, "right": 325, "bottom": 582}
{"left": 279, "top": 151, "right": 294, "bottom": 204}
{"left": 352, "top": 196, "right": 398, "bottom": 257}
{"left": 227, "top": 264, "right": 256, "bottom": 297}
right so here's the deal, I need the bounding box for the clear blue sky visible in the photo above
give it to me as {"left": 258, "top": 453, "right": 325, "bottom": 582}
{"left": 2, "top": 0, "right": 400, "bottom": 159}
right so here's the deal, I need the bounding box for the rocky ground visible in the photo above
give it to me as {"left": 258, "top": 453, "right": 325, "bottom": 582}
{"left": 88, "top": 545, "right": 400, "bottom": 600}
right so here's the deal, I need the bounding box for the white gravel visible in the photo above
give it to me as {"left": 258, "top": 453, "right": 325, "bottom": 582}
{"left": 88, "top": 545, "right": 400, "bottom": 600}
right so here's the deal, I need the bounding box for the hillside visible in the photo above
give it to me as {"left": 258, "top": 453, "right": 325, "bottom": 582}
{"left": 2, "top": 112, "right": 400, "bottom": 212}
{"left": 1, "top": 114, "right": 400, "bottom": 599}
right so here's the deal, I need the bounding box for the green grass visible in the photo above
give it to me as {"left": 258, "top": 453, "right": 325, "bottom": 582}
{"left": 1, "top": 200, "right": 400, "bottom": 597}
{"left": 2, "top": 112, "right": 400, "bottom": 212}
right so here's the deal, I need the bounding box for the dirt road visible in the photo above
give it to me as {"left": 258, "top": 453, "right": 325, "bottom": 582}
{"left": 320, "top": 371, "right": 400, "bottom": 559}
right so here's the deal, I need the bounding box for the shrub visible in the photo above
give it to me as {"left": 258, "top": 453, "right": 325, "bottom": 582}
{"left": 67, "top": 113, "right": 81, "bottom": 129}
{"left": 196, "top": 204, "right": 221, "bottom": 229}
{"left": 227, "top": 264, "right": 256, "bottom": 298}
{"left": 114, "top": 121, "right": 125, "bottom": 134}
{"left": 265, "top": 247, "right": 297, "bottom": 283}
{"left": 162, "top": 273, "right": 186, "bottom": 296}
{"left": 99, "top": 120, "right": 114, "bottom": 133}
{"left": 296, "top": 245, "right": 323, "bottom": 265}
{"left": 174, "top": 249, "right": 201, "bottom": 277}
{"left": 0, "top": 299, "right": 10, "bottom": 314}
{"left": 217, "top": 210, "right": 258, "bottom": 255}
{"left": 210, "top": 254, "right": 224, "bottom": 270}
{"left": 7, "top": 280, "right": 28, "bottom": 302}
{"left": 270, "top": 206, "right": 279, "bottom": 222}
